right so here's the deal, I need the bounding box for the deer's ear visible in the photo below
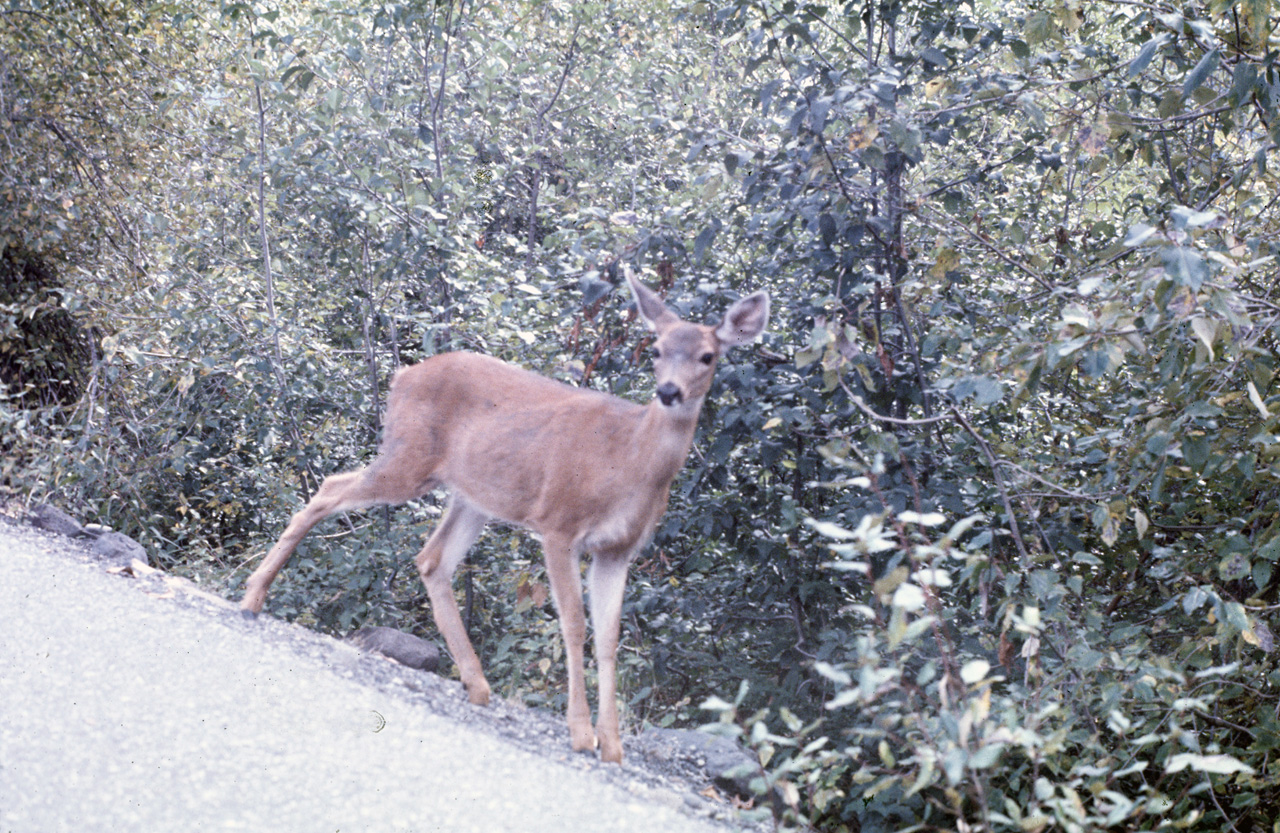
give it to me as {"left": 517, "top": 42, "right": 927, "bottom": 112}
{"left": 716, "top": 291, "right": 770, "bottom": 346}
{"left": 624, "top": 266, "right": 679, "bottom": 332}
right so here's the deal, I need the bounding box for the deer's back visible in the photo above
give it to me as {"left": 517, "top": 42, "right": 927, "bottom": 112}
{"left": 381, "top": 352, "right": 662, "bottom": 538}
{"left": 385, "top": 351, "right": 635, "bottom": 424}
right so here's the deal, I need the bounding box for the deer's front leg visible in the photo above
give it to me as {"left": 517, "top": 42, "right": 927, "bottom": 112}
{"left": 543, "top": 535, "right": 595, "bottom": 754}
{"left": 416, "top": 496, "right": 491, "bottom": 706}
{"left": 589, "top": 553, "right": 632, "bottom": 763}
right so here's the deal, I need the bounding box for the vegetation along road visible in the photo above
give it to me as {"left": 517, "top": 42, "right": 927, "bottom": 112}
{"left": 5, "top": 1, "right": 1280, "bottom": 828}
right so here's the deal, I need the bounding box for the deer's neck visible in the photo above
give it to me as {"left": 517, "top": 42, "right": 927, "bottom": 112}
{"left": 637, "top": 397, "right": 704, "bottom": 485}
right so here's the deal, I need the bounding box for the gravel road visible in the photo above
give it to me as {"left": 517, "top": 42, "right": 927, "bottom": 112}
{"left": 0, "top": 520, "right": 757, "bottom": 833}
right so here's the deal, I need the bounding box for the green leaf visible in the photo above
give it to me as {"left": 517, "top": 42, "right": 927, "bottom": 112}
{"left": 1230, "top": 60, "right": 1259, "bottom": 107}
{"left": 953, "top": 375, "right": 1004, "bottom": 405}
{"left": 818, "top": 213, "right": 837, "bottom": 246}
{"left": 1254, "top": 560, "right": 1272, "bottom": 592}
{"left": 974, "top": 376, "right": 1003, "bottom": 405}
{"left": 579, "top": 277, "right": 611, "bottom": 305}
{"left": 1183, "top": 49, "right": 1220, "bottom": 97}
{"left": 1182, "top": 432, "right": 1210, "bottom": 471}
{"left": 904, "top": 756, "right": 936, "bottom": 797}
{"left": 693, "top": 219, "right": 721, "bottom": 264}
{"left": 1161, "top": 246, "right": 1208, "bottom": 289}
{"left": 794, "top": 347, "right": 821, "bottom": 369}
{"left": 920, "top": 46, "right": 948, "bottom": 68}
{"left": 968, "top": 743, "right": 1004, "bottom": 769}
{"left": 1150, "top": 458, "right": 1168, "bottom": 502}
{"left": 902, "top": 615, "right": 937, "bottom": 644}
{"left": 1128, "top": 35, "right": 1167, "bottom": 77}
{"left": 1080, "top": 344, "right": 1123, "bottom": 378}
{"left": 1183, "top": 586, "right": 1211, "bottom": 614}
{"left": 1024, "top": 10, "right": 1054, "bottom": 45}
{"left": 807, "top": 518, "right": 855, "bottom": 540}
{"left": 1219, "top": 552, "right": 1250, "bottom": 582}
{"left": 814, "top": 661, "right": 852, "bottom": 686}
{"left": 1190, "top": 316, "right": 1216, "bottom": 360}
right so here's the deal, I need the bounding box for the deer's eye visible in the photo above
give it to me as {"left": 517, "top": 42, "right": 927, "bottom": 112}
{"left": 700, "top": 352, "right": 715, "bottom": 365}
{"left": 652, "top": 347, "right": 662, "bottom": 360}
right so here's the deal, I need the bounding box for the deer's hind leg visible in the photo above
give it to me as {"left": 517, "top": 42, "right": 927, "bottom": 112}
{"left": 242, "top": 452, "right": 435, "bottom": 616}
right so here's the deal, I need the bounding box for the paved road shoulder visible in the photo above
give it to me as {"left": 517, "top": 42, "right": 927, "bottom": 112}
{"left": 0, "top": 520, "right": 742, "bottom": 833}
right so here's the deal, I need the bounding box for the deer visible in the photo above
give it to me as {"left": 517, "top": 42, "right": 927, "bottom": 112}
{"left": 239, "top": 266, "right": 770, "bottom": 763}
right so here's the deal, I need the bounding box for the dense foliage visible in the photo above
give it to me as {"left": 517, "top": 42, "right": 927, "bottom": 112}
{"left": 5, "top": 0, "right": 1280, "bottom": 829}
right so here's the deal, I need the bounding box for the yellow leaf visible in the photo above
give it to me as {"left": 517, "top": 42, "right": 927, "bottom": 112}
{"left": 1058, "top": 0, "right": 1084, "bottom": 33}
{"left": 1021, "top": 813, "right": 1051, "bottom": 833}
{"left": 873, "top": 565, "right": 909, "bottom": 600}
{"left": 847, "top": 121, "right": 879, "bottom": 151}
{"left": 971, "top": 686, "right": 991, "bottom": 723}
{"left": 929, "top": 247, "right": 960, "bottom": 279}
{"left": 1077, "top": 122, "right": 1108, "bottom": 157}
{"left": 779, "top": 780, "right": 800, "bottom": 809}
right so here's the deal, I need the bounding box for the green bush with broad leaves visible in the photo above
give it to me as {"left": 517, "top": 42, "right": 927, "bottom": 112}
{"left": 705, "top": 506, "right": 1277, "bottom": 832}
{"left": 6, "top": 1, "right": 1280, "bottom": 829}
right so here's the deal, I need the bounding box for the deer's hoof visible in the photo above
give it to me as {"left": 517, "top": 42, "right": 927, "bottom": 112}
{"left": 570, "top": 726, "right": 597, "bottom": 756}
{"left": 598, "top": 735, "right": 623, "bottom": 764}
{"left": 464, "top": 678, "right": 491, "bottom": 707}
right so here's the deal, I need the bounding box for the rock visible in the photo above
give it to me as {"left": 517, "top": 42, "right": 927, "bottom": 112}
{"left": 639, "top": 727, "right": 758, "bottom": 800}
{"left": 347, "top": 626, "right": 440, "bottom": 673}
{"left": 28, "top": 503, "right": 85, "bottom": 538}
{"left": 90, "top": 531, "right": 150, "bottom": 568}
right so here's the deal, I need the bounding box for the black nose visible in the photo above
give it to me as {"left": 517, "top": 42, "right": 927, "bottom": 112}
{"left": 656, "top": 382, "right": 683, "bottom": 406}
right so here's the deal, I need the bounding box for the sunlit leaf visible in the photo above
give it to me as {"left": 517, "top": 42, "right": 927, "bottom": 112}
{"left": 1124, "top": 223, "right": 1157, "bottom": 246}
{"left": 1190, "top": 316, "right": 1216, "bottom": 360}
{"left": 960, "top": 659, "right": 990, "bottom": 684}
{"left": 1247, "top": 381, "right": 1271, "bottom": 418}
{"left": 892, "top": 582, "right": 926, "bottom": 611}
{"left": 1165, "top": 753, "right": 1255, "bottom": 775}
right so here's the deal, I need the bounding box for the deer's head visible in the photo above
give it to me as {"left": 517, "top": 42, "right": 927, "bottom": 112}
{"left": 626, "top": 267, "right": 770, "bottom": 410}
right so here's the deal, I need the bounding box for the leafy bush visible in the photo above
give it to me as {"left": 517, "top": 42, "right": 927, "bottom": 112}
{"left": 706, "top": 506, "right": 1279, "bottom": 831}
{"left": 7, "top": 3, "right": 1280, "bottom": 828}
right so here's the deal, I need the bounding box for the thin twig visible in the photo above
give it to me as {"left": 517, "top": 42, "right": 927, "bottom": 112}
{"left": 950, "top": 408, "right": 1030, "bottom": 560}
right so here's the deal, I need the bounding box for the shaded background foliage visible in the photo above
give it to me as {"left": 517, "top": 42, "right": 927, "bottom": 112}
{"left": 5, "top": 0, "right": 1280, "bottom": 829}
